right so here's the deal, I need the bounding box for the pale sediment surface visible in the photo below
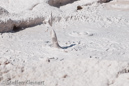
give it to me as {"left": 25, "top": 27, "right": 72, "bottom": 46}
{"left": 0, "top": 0, "right": 129, "bottom": 86}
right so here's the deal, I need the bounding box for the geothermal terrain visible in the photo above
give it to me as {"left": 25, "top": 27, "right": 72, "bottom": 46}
{"left": 0, "top": 0, "right": 129, "bottom": 86}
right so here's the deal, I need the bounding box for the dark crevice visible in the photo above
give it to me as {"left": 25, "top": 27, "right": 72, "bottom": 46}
{"left": 48, "top": 0, "right": 113, "bottom": 8}
{"left": 12, "top": 25, "right": 23, "bottom": 32}
{"left": 98, "top": 0, "right": 113, "bottom": 3}
{"left": 106, "top": 0, "right": 113, "bottom": 3}
{"left": 12, "top": 22, "right": 43, "bottom": 33}
{"left": 48, "top": 0, "right": 78, "bottom": 8}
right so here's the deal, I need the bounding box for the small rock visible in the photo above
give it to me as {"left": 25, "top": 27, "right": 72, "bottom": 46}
{"left": 63, "top": 74, "right": 68, "bottom": 78}
{"left": 77, "top": 6, "right": 83, "bottom": 10}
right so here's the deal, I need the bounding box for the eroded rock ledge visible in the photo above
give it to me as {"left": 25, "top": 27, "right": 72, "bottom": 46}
{"left": 0, "top": 0, "right": 114, "bottom": 33}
